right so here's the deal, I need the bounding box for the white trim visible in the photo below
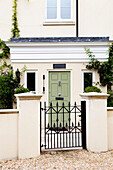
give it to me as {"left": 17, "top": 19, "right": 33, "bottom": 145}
{"left": 6, "top": 42, "right": 109, "bottom": 47}
{"left": 43, "top": 21, "right": 75, "bottom": 26}
{"left": 6, "top": 41, "right": 109, "bottom": 63}
{"left": 11, "top": 59, "right": 108, "bottom": 63}
{"left": 46, "top": 0, "right": 73, "bottom": 21}
{"left": 24, "top": 71, "right": 38, "bottom": 93}
{"left": 82, "top": 70, "right": 95, "bottom": 92}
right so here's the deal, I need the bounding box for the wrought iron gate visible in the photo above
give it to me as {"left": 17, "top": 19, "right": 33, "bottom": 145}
{"left": 40, "top": 101, "right": 86, "bottom": 151}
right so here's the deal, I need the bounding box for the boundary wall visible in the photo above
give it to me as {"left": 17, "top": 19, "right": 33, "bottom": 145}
{"left": 0, "top": 93, "right": 113, "bottom": 160}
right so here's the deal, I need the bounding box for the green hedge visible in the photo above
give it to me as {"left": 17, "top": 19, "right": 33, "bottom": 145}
{"left": 14, "top": 86, "right": 29, "bottom": 94}
{"left": 84, "top": 86, "right": 102, "bottom": 93}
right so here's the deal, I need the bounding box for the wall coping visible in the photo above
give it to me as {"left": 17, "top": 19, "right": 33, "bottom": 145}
{"left": 15, "top": 93, "right": 43, "bottom": 100}
{"left": 0, "top": 109, "right": 19, "bottom": 114}
{"left": 107, "top": 107, "right": 113, "bottom": 111}
{"left": 80, "top": 92, "right": 109, "bottom": 99}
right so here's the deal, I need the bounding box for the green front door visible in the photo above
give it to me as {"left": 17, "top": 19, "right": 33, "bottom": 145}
{"left": 49, "top": 71, "right": 70, "bottom": 125}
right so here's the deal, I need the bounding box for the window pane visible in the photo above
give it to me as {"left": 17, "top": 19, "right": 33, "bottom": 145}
{"left": 47, "top": 0, "right": 57, "bottom": 7}
{"left": 61, "top": 0, "right": 71, "bottom": 7}
{"left": 47, "top": 8, "right": 57, "bottom": 19}
{"left": 27, "top": 72, "right": 35, "bottom": 91}
{"left": 84, "top": 73, "right": 92, "bottom": 91}
{"left": 61, "top": 8, "right": 71, "bottom": 19}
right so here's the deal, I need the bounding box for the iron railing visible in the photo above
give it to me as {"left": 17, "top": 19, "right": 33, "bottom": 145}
{"left": 40, "top": 101, "right": 86, "bottom": 150}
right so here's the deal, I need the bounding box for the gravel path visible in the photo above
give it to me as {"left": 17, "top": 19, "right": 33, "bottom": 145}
{"left": 0, "top": 150, "right": 113, "bottom": 170}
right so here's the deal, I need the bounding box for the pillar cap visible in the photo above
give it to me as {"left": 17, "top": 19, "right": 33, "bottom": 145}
{"left": 15, "top": 92, "right": 43, "bottom": 100}
{"left": 107, "top": 107, "right": 113, "bottom": 111}
{"left": 80, "top": 92, "right": 109, "bottom": 99}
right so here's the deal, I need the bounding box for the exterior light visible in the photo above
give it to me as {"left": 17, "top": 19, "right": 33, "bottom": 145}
{"left": 15, "top": 68, "right": 20, "bottom": 83}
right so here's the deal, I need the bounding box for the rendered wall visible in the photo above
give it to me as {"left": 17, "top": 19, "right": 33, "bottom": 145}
{"left": 107, "top": 108, "right": 113, "bottom": 150}
{"left": 80, "top": 93, "right": 108, "bottom": 152}
{"left": 79, "top": 0, "right": 113, "bottom": 40}
{"left": 0, "top": 0, "right": 76, "bottom": 40}
{"left": 0, "top": 99, "right": 113, "bottom": 161}
{"left": 0, "top": 110, "right": 18, "bottom": 161}
{"left": 16, "top": 94, "right": 42, "bottom": 159}
{"left": 0, "top": 0, "right": 113, "bottom": 40}
{"left": 13, "top": 62, "right": 107, "bottom": 105}
{"left": 0, "top": 94, "right": 42, "bottom": 161}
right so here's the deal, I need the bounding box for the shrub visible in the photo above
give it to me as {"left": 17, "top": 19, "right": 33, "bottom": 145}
{"left": 0, "top": 61, "right": 19, "bottom": 109}
{"left": 107, "top": 91, "right": 113, "bottom": 107}
{"left": 14, "top": 86, "right": 29, "bottom": 94}
{"left": 84, "top": 86, "right": 102, "bottom": 93}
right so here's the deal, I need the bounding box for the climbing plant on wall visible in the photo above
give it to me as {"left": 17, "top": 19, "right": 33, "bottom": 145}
{"left": 0, "top": 39, "right": 10, "bottom": 59}
{"left": 85, "top": 44, "right": 113, "bottom": 107}
{"left": 11, "top": 0, "right": 29, "bottom": 38}
{"left": 85, "top": 44, "right": 113, "bottom": 90}
{"left": 11, "top": 0, "right": 20, "bottom": 38}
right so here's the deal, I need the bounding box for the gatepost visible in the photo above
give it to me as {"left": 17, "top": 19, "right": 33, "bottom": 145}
{"left": 15, "top": 93, "right": 42, "bottom": 159}
{"left": 80, "top": 92, "right": 109, "bottom": 152}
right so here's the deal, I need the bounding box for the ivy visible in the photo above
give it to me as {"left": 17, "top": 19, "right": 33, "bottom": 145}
{"left": 11, "top": 0, "right": 20, "bottom": 38}
{"left": 0, "top": 39, "right": 10, "bottom": 59}
{"left": 11, "top": 0, "right": 29, "bottom": 38}
{"left": 85, "top": 44, "right": 113, "bottom": 90}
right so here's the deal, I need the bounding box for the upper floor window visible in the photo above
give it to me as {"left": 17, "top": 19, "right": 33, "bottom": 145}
{"left": 46, "top": 0, "right": 72, "bottom": 20}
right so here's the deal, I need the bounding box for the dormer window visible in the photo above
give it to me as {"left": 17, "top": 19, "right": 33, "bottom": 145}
{"left": 46, "top": 0, "right": 72, "bottom": 20}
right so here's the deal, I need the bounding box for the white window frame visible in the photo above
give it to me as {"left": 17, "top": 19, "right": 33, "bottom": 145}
{"left": 82, "top": 70, "right": 95, "bottom": 92}
{"left": 24, "top": 71, "right": 38, "bottom": 93}
{"left": 46, "top": 0, "right": 73, "bottom": 22}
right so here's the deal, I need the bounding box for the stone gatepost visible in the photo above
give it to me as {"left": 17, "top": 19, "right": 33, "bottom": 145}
{"left": 80, "top": 92, "right": 109, "bottom": 152}
{"left": 15, "top": 93, "right": 42, "bottom": 159}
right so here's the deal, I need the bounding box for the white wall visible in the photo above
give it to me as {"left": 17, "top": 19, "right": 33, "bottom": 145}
{"left": 0, "top": 110, "right": 18, "bottom": 161}
{"left": 0, "top": 0, "right": 76, "bottom": 40}
{"left": 0, "top": 0, "right": 113, "bottom": 40}
{"left": 80, "top": 93, "right": 108, "bottom": 152}
{"left": 107, "top": 107, "right": 113, "bottom": 150}
{"left": 0, "top": 101, "right": 113, "bottom": 161}
{"left": 79, "top": 0, "right": 113, "bottom": 40}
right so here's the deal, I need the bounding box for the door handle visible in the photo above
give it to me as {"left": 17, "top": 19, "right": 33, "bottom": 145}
{"left": 59, "top": 81, "right": 61, "bottom": 86}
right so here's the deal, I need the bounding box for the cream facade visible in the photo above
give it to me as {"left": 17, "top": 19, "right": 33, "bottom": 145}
{"left": 0, "top": 0, "right": 113, "bottom": 40}
{"left": 6, "top": 38, "right": 109, "bottom": 105}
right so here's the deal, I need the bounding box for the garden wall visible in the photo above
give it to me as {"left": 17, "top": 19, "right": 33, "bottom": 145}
{"left": 0, "top": 95, "right": 113, "bottom": 161}
{"left": 0, "top": 109, "right": 18, "bottom": 161}
{"left": 107, "top": 107, "right": 113, "bottom": 150}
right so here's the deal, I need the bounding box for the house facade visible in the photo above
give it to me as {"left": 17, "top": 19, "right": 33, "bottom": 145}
{"left": 0, "top": 0, "right": 111, "bottom": 105}
{"left": 6, "top": 37, "right": 108, "bottom": 105}
{"left": 0, "top": 0, "right": 113, "bottom": 40}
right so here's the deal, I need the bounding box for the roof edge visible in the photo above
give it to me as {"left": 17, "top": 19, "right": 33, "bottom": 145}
{"left": 7, "top": 37, "right": 109, "bottom": 43}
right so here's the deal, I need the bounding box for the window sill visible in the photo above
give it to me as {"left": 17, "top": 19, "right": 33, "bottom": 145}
{"left": 43, "top": 21, "right": 75, "bottom": 26}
